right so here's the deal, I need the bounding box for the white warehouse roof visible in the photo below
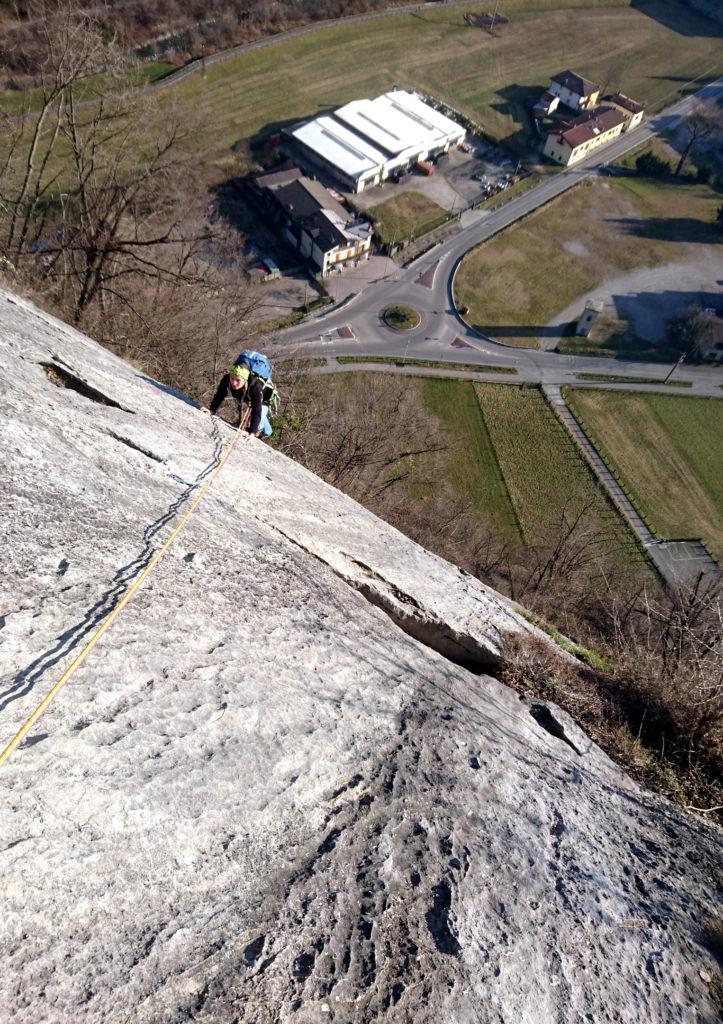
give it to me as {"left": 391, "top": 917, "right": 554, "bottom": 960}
{"left": 335, "top": 90, "right": 464, "bottom": 156}
{"left": 291, "top": 116, "right": 387, "bottom": 182}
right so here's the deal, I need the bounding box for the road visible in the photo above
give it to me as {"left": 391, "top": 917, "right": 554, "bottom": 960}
{"left": 278, "top": 77, "right": 723, "bottom": 398}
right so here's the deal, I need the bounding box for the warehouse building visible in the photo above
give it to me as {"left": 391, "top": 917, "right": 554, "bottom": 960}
{"left": 288, "top": 90, "right": 466, "bottom": 193}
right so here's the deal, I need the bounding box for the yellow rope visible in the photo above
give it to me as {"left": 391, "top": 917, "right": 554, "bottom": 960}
{"left": 0, "top": 415, "right": 249, "bottom": 768}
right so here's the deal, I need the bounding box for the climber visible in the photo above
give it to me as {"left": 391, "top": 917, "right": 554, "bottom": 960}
{"left": 202, "top": 361, "right": 273, "bottom": 439}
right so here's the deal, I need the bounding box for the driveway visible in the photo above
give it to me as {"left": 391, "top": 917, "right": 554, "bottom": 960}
{"left": 322, "top": 254, "right": 398, "bottom": 302}
{"left": 542, "top": 256, "right": 723, "bottom": 350}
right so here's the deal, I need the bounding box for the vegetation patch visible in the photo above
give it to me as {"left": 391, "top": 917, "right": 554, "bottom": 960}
{"left": 383, "top": 305, "right": 421, "bottom": 331}
{"left": 335, "top": 356, "right": 516, "bottom": 373}
{"left": 420, "top": 378, "right": 521, "bottom": 543}
{"left": 454, "top": 175, "right": 722, "bottom": 349}
{"left": 576, "top": 373, "right": 692, "bottom": 387}
{"left": 472, "top": 383, "right": 646, "bottom": 581}
{"left": 277, "top": 357, "right": 327, "bottom": 369}
{"left": 548, "top": 628, "right": 607, "bottom": 671}
{"left": 566, "top": 390, "right": 723, "bottom": 562}
{"left": 369, "top": 191, "right": 448, "bottom": 245}
{"left": 0, "top": 62, "right": 177, "bottom": 114}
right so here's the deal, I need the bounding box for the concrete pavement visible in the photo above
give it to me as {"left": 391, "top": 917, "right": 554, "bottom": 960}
{"left": 307, "top": 358, "right": 723, "bottom": 399}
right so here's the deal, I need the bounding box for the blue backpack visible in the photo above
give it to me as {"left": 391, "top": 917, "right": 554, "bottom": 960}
{"left": 237, "top": 349, "right": 272, "bottom": 381}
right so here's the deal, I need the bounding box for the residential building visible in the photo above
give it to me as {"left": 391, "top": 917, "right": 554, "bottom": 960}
{"left": 543, "top": 106, "right": 626, "bottom": 166}
{"left": 287, "top": 90, "right": 465, "bottom": 193}
{"left": 262, "top": 173, "right": 372, "bottom": 275}
{"left": 602, "top": 93, "right": 645, "bottom": 131}
{"left": 548, "top": 70, "right": 600, "bottom": 112}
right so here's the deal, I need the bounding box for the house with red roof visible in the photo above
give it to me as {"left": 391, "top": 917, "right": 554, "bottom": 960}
{"left": 543, "top": 106, "right": 627, "bottom": 165}
{"left": 601, "top": 93, "right": 645, "bottom": 131}
{"left": 548, "top": 70, "right": 600, "bottom": 112}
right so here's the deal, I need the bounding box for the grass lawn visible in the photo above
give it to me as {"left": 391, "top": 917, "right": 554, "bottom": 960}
{"left": 455, "top": 174, "right": 722, "bottom": 349}
{"left": 0, "top": 62, "right": 178, "bottom": 114}
{"left": 420, "top": 379, "right": 522, "bottom": 543}
{"left": 473, "top": 383, "right": 644, "bottom": 569}
{"left": 575, "top": 373, "right": 691, "bottom": 386}
{"left": 566, "top": 390, "right": 723, "bottom": 561}
{"left": 13, "top": 0, "right": 710, "bottom": 174}
{"left": 369, "top": 192, "right": 447, "bottom": 245}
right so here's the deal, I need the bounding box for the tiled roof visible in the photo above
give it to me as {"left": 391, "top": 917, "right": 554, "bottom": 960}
{"left": 551, "top": 70, "right": 599, "bottom": 97}
{"left": 273, "top": 177, "right": 349, "bottom": 223}
{"left": 603, "top": 93, "right": 644, "bottom": 114}
{"left": 552, "top": 106, "right": 626, "bottom": 149}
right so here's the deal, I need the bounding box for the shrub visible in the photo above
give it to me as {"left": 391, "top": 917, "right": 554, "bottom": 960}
{"left": 635, "top": 151, "right": 670, "bottom": 177}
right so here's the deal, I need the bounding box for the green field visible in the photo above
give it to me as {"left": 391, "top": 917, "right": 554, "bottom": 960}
{"left": 418, "top": 380, "right": 647, "bottom": 584}
{"left": 369, "top": 191, "right": 448, "bottom": 244}
{"left": 455, "top": 174, "right": 722, "bottom": 349}
{"left": 9, "top": 0, "right": 712, "bottom": 173}
{"left": 576, "top": 374, "right": 691, "bottom": 386}
{"left": 566, "top": 390, "right": 723, "bottom": 561}
{"left": 473, "top": 384, "right": 642, "bottom": 558}
{"left": 419, "top": 379, "right": 522, "bottom": 542}
{"left": 0, "top": 62, "right": 177, "bottom": 114}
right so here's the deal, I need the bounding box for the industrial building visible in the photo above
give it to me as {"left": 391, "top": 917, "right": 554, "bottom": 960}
{"left": 288, "top": 90, "right": 466, "bottom": 192}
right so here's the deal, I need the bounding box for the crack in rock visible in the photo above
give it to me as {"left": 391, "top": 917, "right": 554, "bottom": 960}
{"left": 41, "top": 361, "right": 133, "bottom": 412}
{"left": 105, "top": 430, "right": 166, "bottom": 464}
{"left": 264, "top": 523, "right": 502, "bottom": 676}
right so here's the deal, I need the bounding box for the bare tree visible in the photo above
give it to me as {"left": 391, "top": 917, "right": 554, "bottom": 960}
{"left": 0, "top": 2, "right": 110, "bottom": 266}
{"left": 673, "top": 105, "right": 722, "bottom": 177}
{"left": 666, "top": 303, "right": 719, "bottom": 360}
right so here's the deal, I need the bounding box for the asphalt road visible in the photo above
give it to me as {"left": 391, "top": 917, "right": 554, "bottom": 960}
{"left": 279, "top": 77, "right": 723, "bottom": 397}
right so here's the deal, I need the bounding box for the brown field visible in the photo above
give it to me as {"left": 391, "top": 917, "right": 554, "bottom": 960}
{"left": 454, "top": 174, "right": 722, "bottom": 348}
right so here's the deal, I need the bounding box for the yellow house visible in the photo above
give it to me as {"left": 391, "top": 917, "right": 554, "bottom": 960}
{"left": 544, "top": 107, "right": 626, "bottom": 166}
{"left": 548, "top": 70, "right": 600, "bottom": 111}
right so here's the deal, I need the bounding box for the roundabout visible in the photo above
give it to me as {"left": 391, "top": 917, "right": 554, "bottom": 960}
{"left": 382, "top": 304, "right": 422, "bottom": 332}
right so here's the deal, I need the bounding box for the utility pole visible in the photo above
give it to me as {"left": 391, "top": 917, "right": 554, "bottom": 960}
{"left": 663, "top": 346, "right": 690, "bottom": 384}
{"left": 491, "top": 0, "right": 502, "bottom": 29}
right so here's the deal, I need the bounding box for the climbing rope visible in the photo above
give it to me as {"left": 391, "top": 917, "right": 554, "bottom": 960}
{"left": 0, "top": 411, "right": 250, "bottom": 768}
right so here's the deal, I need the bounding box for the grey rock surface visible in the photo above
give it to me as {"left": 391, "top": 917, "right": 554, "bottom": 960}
{"left": 0, "top": 289, "right": 721, "bottom": 1023}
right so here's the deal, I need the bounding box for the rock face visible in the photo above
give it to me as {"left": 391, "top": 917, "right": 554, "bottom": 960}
{"left": 1, "top": 289, "right": 721, "bottom": 1024}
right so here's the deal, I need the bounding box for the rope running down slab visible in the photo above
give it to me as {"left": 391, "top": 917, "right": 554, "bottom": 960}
{"left": 0, "top": 413, "right": 249, "bottom": 768}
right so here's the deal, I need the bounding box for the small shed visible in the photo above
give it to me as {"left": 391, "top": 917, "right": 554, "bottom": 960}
{"left": 576, "top": 299, "right": 603, "bottom": 336}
